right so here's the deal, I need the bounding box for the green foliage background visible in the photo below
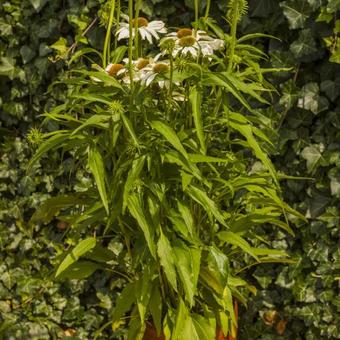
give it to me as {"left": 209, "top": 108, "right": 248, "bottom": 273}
{"left": 0, "top": 0, "right": 339, "bottom": 338}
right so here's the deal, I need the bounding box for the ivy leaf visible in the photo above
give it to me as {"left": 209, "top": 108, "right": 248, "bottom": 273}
{"left": 30, "top": 0, "right": 48, "bottom": 12}
{"left": 280, "top": 1, "right": 311, "bottom": 29}
{"left": 297, "top": 83, "right": 329, "bottom": 114}
{"left": 290, "top": 29, "right": 317, "bottom": 59}
{"left": 20, "top": 45, "right": 36, "bottom": 64}
{"left": 0, "top": 57, "right": 16, "bottom": 79}
{"left": 301, "top": 145, "right": 323, "bottom": 173}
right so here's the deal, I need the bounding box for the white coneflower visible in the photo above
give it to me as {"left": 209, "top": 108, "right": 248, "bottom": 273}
{"left": 140, "top": 61, "right": 170, "bottom": 87}
{"left": 105, "top": 63, "right": 127, "bottom": 78}
{"left": 164, "top": 28, "right": 225, "bottom": 58}
{"left": 116, "top": 14, "right": 167, "bottom": 44}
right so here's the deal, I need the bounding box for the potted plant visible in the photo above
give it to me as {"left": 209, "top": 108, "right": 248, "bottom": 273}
{"left": 28, "top": 0, "right": 302, "bottom": 338}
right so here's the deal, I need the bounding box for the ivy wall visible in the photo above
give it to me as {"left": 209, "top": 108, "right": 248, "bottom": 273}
{"left": 0, "top": 0, "right": 339, "bottom": 338}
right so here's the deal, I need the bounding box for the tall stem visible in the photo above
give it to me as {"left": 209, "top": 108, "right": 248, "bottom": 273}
{"left": 194, "top": 0, "right": 199, "bottom": 35}
{"left": 134, "top": 0, "right": 142, "bottom": 59}
{"left": 114, "top": 0, "right": 121, "bottom": 50}
{"left": 227, "top": 0, "right": 239, "bottom": 72}
{"left": 128, "top": 0, "right": 134, "bottom": 91}
{"left": 204, "top": 0, "right": 211, "bottom": 24}
{"left": 103, "top": 0, "right": 116, "bottom": 67}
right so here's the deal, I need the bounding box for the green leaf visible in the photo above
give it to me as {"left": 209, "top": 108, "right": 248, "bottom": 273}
{"left": 298, "top": 82, "right": 329, "bottom": 114}
{"left": 188, "top": 153, "right": 232, "bottom": 163}
{"left": 128, "top": 194, "right": 156, "bottom": 258}
{"left": 0, "top": 57, "right": 16, "bottom": 79}
{"left": 73, "top": 70, "right": 124, "bottom": 89}
{"left": 202, "top": 72, "right": 252, "bottom": 111}
{"left": 71, "top": 114, "right": 111, "bottom": 135}
{"left": 57, "top": 260, "right": 101, "bottom": 280}
{"left": 177, "top": 200, "right": 195, "bottom": 237}
{"left": 135, "top": 268, "right": 153, "bottom": 322}
{"left": 30, "top": 194, "right": 87, "bottom": 223}
{"left": 290, "top": 29, "right": 317, "bottom": 59}
{"left": 150, "top": 120, "right": 188, "bottom": 157}
{"left": 55, "top": 237, "right": 96, "bottom": 277}
{"left": 173, "top": 242, "right": 201, "bottom": 307}
{"left": 20, "top": 45, "right": 36, "bottom": 64}
{"left": 68, "top": 47, "right": 103, "bottom": 65}
{"left": 84, "top": 244, "right": 116, "bottom": 263}
{"left": 123, "top": 156, "right": 146, "bottom": 212}
{"left": 217, "top": 231, "right": 259, "bottom": 260}
{"left": 73, "top": 93, "right": 113, "bottom": 105}
{"left": 149, "top": 285, "right": 162, "bottom": 336}
{"left": 28, "top": 131, "right": 69, "bottom": 170}
{"left": 189, "top": 86, "right": 206, "bottom": 154}
{"left": 280, "top": 1, "right": 311, "bottom": 29}
{"left": 157, "top": 230, "right": 177, "bottom": 291}
{"left": 88, "top": 145, "right": 109, "bottom": 214}
{"left": 112, "top": 282, "right": 136, "bottom": 322}
{"left": 172, "top": 299, "right": 189, "bottom": 340}
{"left": 191, "top": 314, "right": 216, "bottom": 340}
{"left": 121, "top": 113, "right": 140, "bottom": 147}
{"left": 50, "top": 37, "right": 68, "bottom": 54}
{"left": 186, "top": 184, "right": 226, "bottom": 227}
{"left": 228, "top": 112, "right": 278, "bottom": 185}
{"left": 301, "top": 145, "right": 324, "bottom": 173}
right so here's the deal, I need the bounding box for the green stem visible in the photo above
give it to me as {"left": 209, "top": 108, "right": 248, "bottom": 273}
{"left": 114, "top": 0, "right": 121, "bottom": 50}
{"left": 169, "top": 53, "right": 174, "bottom": 98}
{"left": 204, "top": 0, "right": 211, "bottom": 24}
{"left": 103, "top": 0, "right": 116, "bottom": 68}
{"left": 194, "top": 0, "right": 199, "bottom": 35}
{"left": 227, "top": 0, "right": 239, "bottom": 72}
{"left": 134, "top": 0, "right": 142, "bottom": 59}
{"left": 128, "top": 0, "right": 134, "bottom": 91}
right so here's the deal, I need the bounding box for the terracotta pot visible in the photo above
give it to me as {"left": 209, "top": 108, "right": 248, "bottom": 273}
{"left": 143, "top": 322, "right": 165, "bottom": 340}
{"left": 144, "top": 300, "right": 238, "bottom": 340}
{"left": 143, "top": 323, "right": 228, "bottom": 340}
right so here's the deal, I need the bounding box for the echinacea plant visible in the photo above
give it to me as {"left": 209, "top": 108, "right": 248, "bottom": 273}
{"left": 28, "top": 0, "right": 303, "bottom": 339}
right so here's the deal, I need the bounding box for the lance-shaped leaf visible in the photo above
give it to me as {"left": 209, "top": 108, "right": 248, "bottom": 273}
{"left": 28, "top": 131, "right": 69, "bottom": 169}
{"left": 218, "top": 231, "right": 258, "bottom": 260}
{"left": 150, "top": 120, "right": 187, "bottom": 157}
{"left": 186, "top": 184, "right": 227, "bottom": 227}
{"left": 123, "top": 156, "right": 146, "bottom": 212}
{"left": 71, "top": 114, "right": 111, "bottom": 135}
{"left": 55, "top": 237, "right": 96, "bottom": 277}
{"left": 88, "top": 144, "right": 109, "bottom": 214}
{"left": 121, "top": 112, "right": 140, "bottom": 147}
{"left": 157, "top": 230, "right": 177, "bottom": 291}
{"left": 128, "top": 194, "right": 156, "bottom": 258}
{"left": 173, "top": 241, "right": 201, "bottom": 307}
{"left": 189, "top": 86, "right": 206, "bottom": 154}
{"left": 228, "top": 112, "right": 278, "bottom": 186}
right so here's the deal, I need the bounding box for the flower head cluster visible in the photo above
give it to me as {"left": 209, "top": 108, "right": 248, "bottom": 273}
{"left": 105, "top": 17, "right": 225, "bottom": 90}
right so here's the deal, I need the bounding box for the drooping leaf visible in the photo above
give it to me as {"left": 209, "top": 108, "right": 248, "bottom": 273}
{"left": 173, "top": 241, "right": 201, "bottom": 307}
{"left": 55, "top": 237, "right": 96, "bottom": 277}
{"left": 112, "top": 282, "right": 136, "bottom": 322}
{"left": 123, "top": 156, "right": 146, "bottom": 212}
{"left": 128, "top": 194, "right": 156, "bottom": 258}
{"left": 28, "top": 131, "right": 69, "bottom": 170}
{"left": 217, "top": 231, "right": 259, "bottom": 260}
{"left": 56, "top": 260, "right": 102, "bottom": 280}
{"left": 88, "top": 144, "right": 109, "bottom": 214}
{"left": 189, "top": 86, "right": 206, "bottom": 154}
{"left": 121, "top": 113, "right": 140, "bottom": 147}
{"left": 150, "top": 120, "right": 187, "bottom": 157}
{"left": 157, "top": 230, "right": 177, "bottom": 291}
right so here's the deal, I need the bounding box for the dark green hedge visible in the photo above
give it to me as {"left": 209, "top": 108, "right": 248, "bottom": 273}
{"left": 0, "top": 0, "right": 339, "bottom": 338}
